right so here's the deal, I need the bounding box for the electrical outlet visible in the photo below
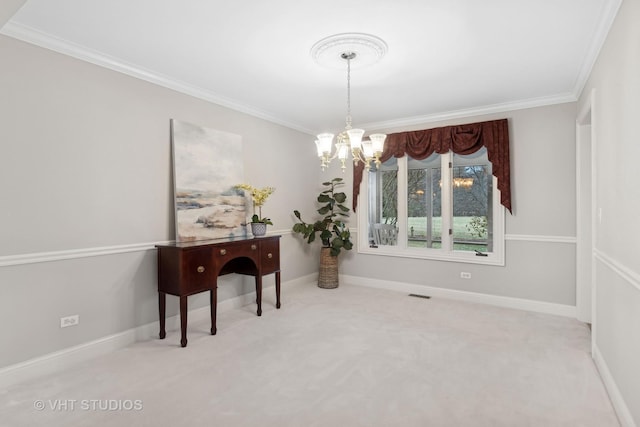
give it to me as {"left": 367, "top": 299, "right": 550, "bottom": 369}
{"left": 60, "top": 315, "right": 79, "bottom": 328}
{"left": 460, "top": 272, "right": 471, "bottom": 279}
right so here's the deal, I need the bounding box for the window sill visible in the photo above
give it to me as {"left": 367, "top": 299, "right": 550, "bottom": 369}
{"left": 357, "top": 244, "right": 505, "bottom": 266}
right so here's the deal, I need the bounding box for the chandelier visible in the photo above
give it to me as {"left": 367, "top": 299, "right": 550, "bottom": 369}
{"left": 311, "top": 34, "right": 388, "bottom": 171}
{"left": 439, "top": 177, "right": 475, "bottom": 190}
{"left": 453, "top": 177, "right": 474, "bottom": 190}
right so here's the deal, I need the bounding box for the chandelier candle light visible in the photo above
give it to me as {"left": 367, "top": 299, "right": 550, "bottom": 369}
{"left": 311, "top": 33, "right": 388, "bottom": 172}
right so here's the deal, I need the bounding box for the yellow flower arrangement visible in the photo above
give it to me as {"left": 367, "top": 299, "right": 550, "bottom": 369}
{"left": 235, "top": 184, "right": 275, "bottom": 224}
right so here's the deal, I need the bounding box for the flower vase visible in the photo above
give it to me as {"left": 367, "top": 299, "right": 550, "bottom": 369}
{"left": 251, "top": 222, "right": 267, "bottom": 237}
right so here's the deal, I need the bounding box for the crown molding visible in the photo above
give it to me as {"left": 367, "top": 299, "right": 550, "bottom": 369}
{"left": 358, "top": 0, "right": 623, "bottom": 133}
{"left": 0, "top": 22, "right": 316, "bottom": 136}
{"left": 571, "top": 0, "right": 623, "bottom": 98}
{"left": 2, "top": 0, "right": 622, "bottom": 138}
{"left": 359, "top": 93, "right": 578, "bottom": 132}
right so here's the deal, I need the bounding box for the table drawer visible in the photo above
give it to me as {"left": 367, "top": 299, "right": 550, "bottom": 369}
{"left": 261, "top": 239, "right": 280, "bottom": 274}
{"left": 213, "top": 241, "right": 260, "bottom": 265}
{"left": 180, "top": 248, "right": 215, "bottom": 293}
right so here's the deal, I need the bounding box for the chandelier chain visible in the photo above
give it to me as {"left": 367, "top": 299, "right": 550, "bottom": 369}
{"left": 345, "top": 56, "right": 352, "bottom": 130}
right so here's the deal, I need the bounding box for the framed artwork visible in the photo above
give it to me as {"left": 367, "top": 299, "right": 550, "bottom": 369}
{"left": 170, "top": 119, "right": 245, "bottom": 242}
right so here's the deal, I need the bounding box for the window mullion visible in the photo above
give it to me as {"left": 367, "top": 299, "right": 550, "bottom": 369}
{"left": 397, "top": 156, "right": 408, "bottom": 249}
{"left": 441, "top": 152, "right": 452, "bottom": 252}
{"left": 358, "top": 168, "right": 371, "bottom": 249}
{"left": 426, "top": 168, "right": 433, "bottom": 247}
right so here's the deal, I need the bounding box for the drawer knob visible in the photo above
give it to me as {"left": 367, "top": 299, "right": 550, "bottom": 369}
{"left": 267, "top": 253, "right": 273, "bottom": 259}
{"left": 197, "top": 266, "right": 205, "bottom": 273}
{"left": 251, "top": 244, "right": 257, "bottom": 250}
{"left": 220, "top": 249, "right": 227, "bottom": 256}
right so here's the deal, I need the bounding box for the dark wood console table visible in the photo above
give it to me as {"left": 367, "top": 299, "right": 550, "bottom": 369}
{"left": 156, "top": 235, "right": 281, "bottom": 347}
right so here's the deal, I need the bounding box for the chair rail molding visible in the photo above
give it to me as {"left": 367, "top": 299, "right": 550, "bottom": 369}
{"left": 505, "top": 234, "right": 577, "bottom": 244}
{"left": 0, "top": 230, "right": 294, "bottom": 267}
{"left": 0, "top": 242, "right": 171, "bottom": 267}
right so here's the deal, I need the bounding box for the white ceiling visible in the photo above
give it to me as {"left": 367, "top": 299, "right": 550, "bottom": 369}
{"left": 2, "top": 0, "right": 621, "bottom": 135}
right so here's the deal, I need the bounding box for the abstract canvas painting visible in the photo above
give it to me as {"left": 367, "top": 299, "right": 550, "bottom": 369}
{"left": 171, "top": 119, "right": 245, "bottom": 242}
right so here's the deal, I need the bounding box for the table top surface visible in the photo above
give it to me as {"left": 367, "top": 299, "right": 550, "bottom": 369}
{"left": 156, "top": 234, "right": 281, "bottom": 249}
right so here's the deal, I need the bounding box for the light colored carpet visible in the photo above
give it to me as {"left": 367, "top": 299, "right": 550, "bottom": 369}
{"left": 0, "top": 282, "right": 619, "bottom": 426}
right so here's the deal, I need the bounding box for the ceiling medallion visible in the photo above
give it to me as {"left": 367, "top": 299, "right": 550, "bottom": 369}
{"left": 310, "top": 33, "right": 388, "bottom": 70}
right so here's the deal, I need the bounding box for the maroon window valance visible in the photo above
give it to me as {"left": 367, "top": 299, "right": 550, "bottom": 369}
{"left": 353, "top": 118, "right": 512, "bottom": 213}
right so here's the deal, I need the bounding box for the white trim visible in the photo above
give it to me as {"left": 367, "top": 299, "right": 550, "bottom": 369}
{"left": 0, "top": 274, "right": 315, "bottom": 388}
{"left": 591, "top": 88, "right": 598, "bottom": 352}
{"left": 355, "top": 229, "right": 576, "bottom": 246}
{"left": 0, "top": 241, "right": 171, "bottom": 267}
{"left": 1, "top": 17, "right": 618, "bottom": 137}
{"left": 575, "top": 88, "right": 595, "bottom": 325}
{"left": 505, "top": 234, "right": 577, "bottom": 244}
{"left": 0, "top": 230, "right": 293, "bottom": 267}
{"left": 594, "top": 249, "right": 640, "bottom": 293}
{"left": 0, "top": 21, "right": 577, "bottom": 136}
{"left": 0, "top": 22, "right": 315, "bottom": 136}
{"left": 593, "top": 345, "right": 637, "bottom": 427}
{"left": 361, "top": 0, "right": 621, "bottom": 133}
{"left": 360, "top": 96, "right": 577, "bottom": 132}
{"left": 571, "top": 0, "right": 623, "bottom": 98}
{"left": 342, "top": 274, "right": 576, "bottom": 318}
{"left": 358, "top": 245, "right": 506, "bottom": 266}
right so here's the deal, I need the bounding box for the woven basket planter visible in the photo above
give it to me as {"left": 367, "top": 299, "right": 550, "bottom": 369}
{"left": 318, "top": 247, "right": 339, "bottom": 289}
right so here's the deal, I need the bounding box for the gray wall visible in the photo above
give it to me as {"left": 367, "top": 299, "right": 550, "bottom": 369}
{"left": 579, "top": 0, "right": 640, "bottom": 423}
{"left": 0, "top": 35, "right": 320, "bottom": 368}
{"left": 324, "top": 103, "right": 579, "bottom": 306}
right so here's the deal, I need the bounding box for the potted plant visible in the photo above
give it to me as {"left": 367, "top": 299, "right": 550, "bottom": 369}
{"left": 235, "top": 183, "right": 275, "bottom": 237}
{"left": 292, "top": 177, "right": 353, "bottom": 288}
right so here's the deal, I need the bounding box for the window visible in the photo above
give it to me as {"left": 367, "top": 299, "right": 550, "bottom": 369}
{"left": 359, "top": 147, "right": 505, "bottom": 265}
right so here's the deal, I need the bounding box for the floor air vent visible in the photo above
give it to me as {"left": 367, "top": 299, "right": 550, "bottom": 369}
{"left": 408, "top": 293, "right": 431, "bottom": 299}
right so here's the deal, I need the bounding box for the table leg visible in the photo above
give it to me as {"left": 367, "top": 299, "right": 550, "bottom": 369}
{"left": 210, "top": 287, "right": 217, "bottom": 335}
{"left": 255, "top": 275, "right": 262, "bottom": 316}
{"left": 180, "top": 295, "right": 188, "bottom": 348}
{"left": 158, "top": 292, "right": 166, "bottom": 339}
{"left": 275, "top": 271, "right": 281, "bottom": 309}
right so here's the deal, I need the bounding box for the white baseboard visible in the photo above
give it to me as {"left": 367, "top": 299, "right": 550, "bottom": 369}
{"left": 0, "top": 274, "right": 314, "bottom": 389}
{"left": 0, "top": 328, "right": 138, "bottom": 390}
{"left": 593, "top": 345, "right": 637, "bottom": 427}
{"left": 342, "top": 274, "right": 577, "bottom": 318}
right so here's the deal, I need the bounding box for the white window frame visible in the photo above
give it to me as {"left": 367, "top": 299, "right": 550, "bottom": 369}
{"left": 357, "top": 152, "right": 505, "bottom": 266}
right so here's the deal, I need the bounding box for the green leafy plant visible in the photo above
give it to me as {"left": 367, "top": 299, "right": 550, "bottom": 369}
{"left": 466, "top": 215, "right": 488, "bottom": 238}
{"left": 292, "top": 177, "right": 353, "bottom": 256}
